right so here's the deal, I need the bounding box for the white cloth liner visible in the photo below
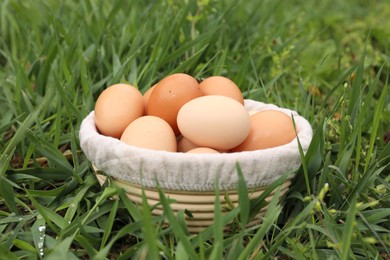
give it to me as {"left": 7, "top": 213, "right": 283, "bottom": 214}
{"left": 79, "top": 99, "right": 313, "bottom": 191}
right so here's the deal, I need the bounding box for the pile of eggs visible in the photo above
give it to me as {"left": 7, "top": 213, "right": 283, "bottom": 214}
{"left": 94, "top": 73, "right": 296, "bottom": 154}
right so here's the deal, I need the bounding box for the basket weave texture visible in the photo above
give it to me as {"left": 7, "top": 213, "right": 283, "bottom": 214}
{"left": 79, "top": 99, "right": 313, "bottom": 191}
{"left": 94, "top": 171, "right": 291, "bottom": 233}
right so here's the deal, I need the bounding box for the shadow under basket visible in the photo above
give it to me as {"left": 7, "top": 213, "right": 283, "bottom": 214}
{"left": 93, "top": 168, "right": 291, "bottom": 234}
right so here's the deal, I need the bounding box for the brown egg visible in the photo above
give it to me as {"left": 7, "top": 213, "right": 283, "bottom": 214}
{"left": 231, "top": 110, "right": 296, "bottom": 152}
{"left": 199, "top": 76, "right": 244, "bottom": 104}
{"left": 147, "top": 73, "right": 201, "bottom": 135}
{"left": 186, "top": 147, "right": 219, "bottom": 154}
{"left": 94, "top": 84, "right": 144, "bottom": 138}
{"left": 143, "top": 84, "right": 156, "bottom": 111}
{"left": 120, "top": 116, "right": 177, "bottom": 152}
{"left": 177, "top": 136, "right": 199, "bottom": 152}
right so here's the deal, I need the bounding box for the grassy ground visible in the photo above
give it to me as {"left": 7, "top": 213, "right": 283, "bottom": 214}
{"left": 0, "top": 0, "right": 389, "bottom": 259}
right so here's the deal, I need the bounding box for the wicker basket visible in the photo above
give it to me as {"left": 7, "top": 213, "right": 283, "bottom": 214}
{"left": 94, "top": 169, "right": 291, "bottom": 233}
{"left": 80, "top": 99, "right": 313, "bottom": 233}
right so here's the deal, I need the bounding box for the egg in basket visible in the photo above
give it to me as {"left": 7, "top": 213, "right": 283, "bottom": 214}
{"left": 79, "top": 73, "right": 313, "bottom": 233}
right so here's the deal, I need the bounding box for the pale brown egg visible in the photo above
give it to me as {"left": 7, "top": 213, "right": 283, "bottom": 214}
{"left": 177, "top": 136, "right": 199, "bottom": 152}
{"left": 147, "top": 73, "right": 201, "bottom": 135}
{"left": 199, "top": 76, "right": 244, "bottom": 104}
{"left": 94, "top": 84, "right": 144, "bottom": 139}
{"left": 143, "top": 84, "right": 156, "bottom": 111}
{"left": 177, "top": 95, "right": 250, "bottom": 150}
{"left": 231, "top": 110, "right": 296, "bottom": 152}
{"left": 120, "top": 116, "right": 177, "bottom": 152}
{"left": 186, "top": 147, "right": 219, "bottom": 154}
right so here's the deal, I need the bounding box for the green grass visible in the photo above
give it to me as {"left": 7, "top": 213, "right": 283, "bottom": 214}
{"left": 1, "top": 0, "right": 389, "bottom": 259}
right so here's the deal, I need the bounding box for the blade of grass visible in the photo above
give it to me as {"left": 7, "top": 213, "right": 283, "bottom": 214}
{"left": 26, "top": 131, "right": 74, "bottom": 175}
{"left": 341, "top": 165, "right": 387, "bottom": 211}
{"left": 238, "top": 188, "right": 282, "bottom": 260}
{"left": 157, "top": 186, "right": 198, "bottom": 260}
{"left": 4, "top": 218, "right": 27, "bottom": 250}
{"left": 74, "top": 234, "right": 97, "bottom": 258}
{"left": 0, "top": 86, "right": 52, "bottom": 178}
{"left": 321, "top": 205, "right": 343, "bottom": 251}
{"left": 226, "top": 237, "right": 244, "bottom": 260}
{"left": 116, "top": 241, "right": 146, "bottom": 260}
{"left": 236, "top": 163, "right": 249, "bottom": 229}
{"left": 176, "top": 240, "right": 191, "bottom": 260}
{"left": 293, "top": 114, "right": 311, "bottom": 195}
{"left": 26, "top": 190, "right": 68, "bottom": 233}
{"left": 44, "top": 236, "right": 78, "bottom": 260}
{"left": 60, "top": 187, "right": 117, "bottom": 239}
{"left": 364, "top": 82, "right": 387, "bottom": 172}
{"left": 48, "top": 178, "right": 82, "bottom": 206}
{"left": 94, "top": 221, "right": 143, "bottom": 259}
{"left": 262, "top": 199, "right": 318, "bottom": 258}
{"left": 289, "top": 120, "right": 324, "bottom": 195}
{"left": 250, "top": 172, "right": 290, "bottom": 218}
{"left": 31, "top": 214, "right": 45, "bottom": 258}
{"left": 197, "top": 233, "right": 205, "bottom": 260}
{"left": 99, "top": 198, "right": 118, "bottom": 250}
{"left": 64, "top": 175, "right": 96, "bottom": 223}
{"left": 210, "top": 175, "right": 223, "bottom": 260}
{"left": 358, "top": 211, "right": 390, "bottom": 256}
{"left": 118, "top": 188, "right": 142, "bottom": 222}
{"left": 341, "top": 197, "right": 357, "bottom": 260}
{"left": 0, "top": 174, "right": 18, "bottom": 213}
{"left": 35, "top": 38, "right": 59, "bottom": 96}
{"left": 139, "top": 189, "right": 159, "bottom": 259}
{"left": 0, "top": 244, "right": 18, "bottom": 260}
{"left": 12, "top": 239, "right": 36, "bottom": 254}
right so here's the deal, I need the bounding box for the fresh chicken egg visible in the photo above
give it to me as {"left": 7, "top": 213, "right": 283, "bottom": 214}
{"left": 199, "top": 76, "right": 244, "bottom": 104}
{"left": 177, "top": 95, "right": 250, "bottom": 150}
{"left": 94, "top": 84, "right": 144, "bottom": 138}
{"left": 231, "top": 110, "right": 296, "bottom": 152}
{"left": 120, "top": 116, "right": 177, "bottom": 152}
{"left": 147, "top": 73, "right": 201, "bottom": 136}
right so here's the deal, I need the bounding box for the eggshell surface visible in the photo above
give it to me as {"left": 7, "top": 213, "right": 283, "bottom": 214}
{"left": 177, "top": 95, "right": 250, "bottom": 150}
{"left": 143, "top": 84, "right": 156, "bottom": 111}
{"left": 231, "top": 110, "right": 296, "bottom": 152}
{"left": 199, "top": 76, "right": 244, "bottom": 104}
{"left": 120, "top": 116, "right": 177, "bottom": 152}
{"left": 186, "top": 147, "right": 219, "bottom": 154}
{"left": 177, "top": 136, "right": 199, "bottom": 152}
{"left": 94, "top": 84, "right": 144, "bottom": 138}
{"left": 147, "top": 73, "right": 201, "bottom": 135}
